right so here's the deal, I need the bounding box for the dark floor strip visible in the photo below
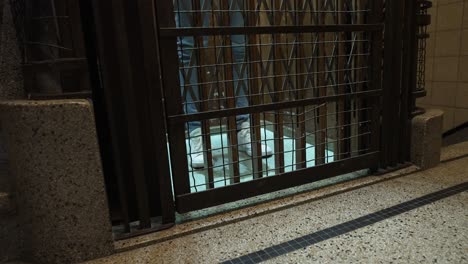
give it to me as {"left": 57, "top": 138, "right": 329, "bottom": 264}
{"left": 222, "top": 182, "right": 468, "bottom": 264}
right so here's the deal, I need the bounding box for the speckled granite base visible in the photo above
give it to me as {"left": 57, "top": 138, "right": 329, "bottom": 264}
{"left": 0, "top": 162, "right": 13, "bottom": 214}
{"left": 411, "top": 109, "right": 443, "bottom": 169}
{"left": 0, "top": 212, "right": 23, "bottom": 263}
{"left": 0, "top": 100, "right": 113, "bottom": 263}
{"left": 84, "top": 142, "right": 468, "bottom": 264}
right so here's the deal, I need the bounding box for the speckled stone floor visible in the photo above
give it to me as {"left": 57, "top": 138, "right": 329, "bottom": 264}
{"left": 84, "top": 141, "right": 468, "bottom": 264}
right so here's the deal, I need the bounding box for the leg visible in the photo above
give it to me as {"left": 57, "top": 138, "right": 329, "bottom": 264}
{"left": 176, "top": 0, "right": 212, "bottom": 168}
{"left": 229, "top": 0, "right": 250, "bottom": 129}
{"left": 229, "top": 0, "right": 272, "bottom": 157}
{"left": 178, "top": 0, "right": 247, "bottom": 131}
{"left": 175, "top": 0, "right": 211, "bottom": 133}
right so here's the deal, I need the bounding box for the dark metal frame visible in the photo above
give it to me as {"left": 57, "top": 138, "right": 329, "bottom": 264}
{"left": 74, "top": 0, "right": 429, "bottom": 236}
{"left": 81, "top": 0, "right": 175, "bottom": 237}
{"left": 3, "top": 0, "right": 432, "bottom": 239}
{"left": 379, "top": 0, "right": 432, "bottom": 169}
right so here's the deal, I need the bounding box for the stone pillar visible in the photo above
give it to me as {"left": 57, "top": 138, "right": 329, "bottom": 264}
{"left": 0, "top": 100, "right": 114, "bottom": 263}
{"left": 411, "top": 109, "right": 444, "bottom": 170}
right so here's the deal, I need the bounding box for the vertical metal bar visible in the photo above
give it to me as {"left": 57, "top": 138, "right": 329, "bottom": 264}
{"left": 400, "top": 0, "right": 418, "bottom": 163}
{"left": 0, "top": 0, "right": 4, "bottom": 30}
{"left": 88, "top": 0, "right": 131, "bottom": 232}
{"left": 67, "top": 0, "right": 89, "bottom": 92}
{"left": 390, "top": 0, "right": 403, "bottom": 166}
{"left": 111, "top": 2, "right": 151, "bottom": 228}
{"left": 43, "top": 0, "right": 64, "bottom": 94}
{"left": 315, "top": 0, "right": 327, "bottom": 166}
{"left": 24, "top": 0, "right": 32, "bottom": 64}
{"left": 210, "top": 2, "right": 230, "bottom": 184}
{"left": 118, "top": 0, "right": 155, "bottom": 229}
{"left": 348, "top": 0, "right": 360, "bottom": 157}
{"left": 381, "top": 0, "right": 402, "bottom": 168}
{"left": 337, "top": 0, "right": 346, "bottom": 160}
{"left": 192, "top": 0, "right": 215, "bottom": 189}
{"left": 52, "top": 0, "right": 69, "bottom": 58}
{"left": 380, "top": 0, "right": 393, "bottom": 168}
{"left": 156, "top": 1, "right": 191, "bottom": 196}
{"left": 123, "top": 0, "right": 161, "bottom": 225}
{"left": 135, "top": 0, "right": 176, "bottom": 224}
{"left": 357, "top": 0, "right": 368, "bottom": 155}
{"left": 246, "top": 0, "right": 264, "bottom": 179}
{"left": 273, "top": 0, "right": 285, "bottom": 174}
{"left": 369, "top": 0, "right": 383, "bottom": 166}
{"left": 348, "top": 0, "right": 358, "bottom": 158}
{"left": 92, "top": 0, "right": 153, "bottom": 230}
{"left": 49, "top": 0, "right": 62, "bottom": 44}
{"left": 220, "top": 0, "right": 241, "bottom": 183}
{"left": 67, "top": 0, "right": 86, "bottom": 55}
{"left": 295, "top": 0, "right": 307, "bottom": 169}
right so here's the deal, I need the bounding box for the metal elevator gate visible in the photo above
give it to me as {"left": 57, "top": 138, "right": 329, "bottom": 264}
{"left": 159, "top": 0, "right": 382, "bottom": 213}
{"left": 83, "top": 0, "right": 429, "bottom": 238}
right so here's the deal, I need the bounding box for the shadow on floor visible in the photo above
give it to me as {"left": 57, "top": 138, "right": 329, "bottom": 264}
{"left": 443, "top": 123, "right": 468, "bottom": 147}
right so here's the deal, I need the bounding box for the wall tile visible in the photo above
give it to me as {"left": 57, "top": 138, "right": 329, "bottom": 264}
{"left": 426, "top": 57, "right": 434, "bottom": 82}
{"left": 434, "top": 30, "right": 461, "bottom": 56}
{"left": 436, "top": 2, "right": 463, "bottom": 31}
{"left": 437, "top": 0, "right": 463, "bottom": 6}
{"left": 426, "top": 81, "right": 433, "bottom": 97}
{"left": 417, "top": 103, "right": 431, "bottom": 109}
{"left": 426, "top": 33, "right": 436, "bottom": 58}
{"left": 418, "top": 82, "right": 433, "bottom": 105}
{"left": 431, "top": 82, "right": 457, "bottom": 106}
{"left": 427, "top": 7, "right": 437, "bottom": 33}
{"left": 454, "top": 108, "right": 468, "bottom": 127}
{"left": 462, "top": 30, "right": 468, "bottom": 55}
{"left": 433, "top": 57, "right": 459, "bottom": 81}
{"left": 417, "top": 97, "right": 430, "bottom": 105}
{"left": 459, "top": 56, "right": 468, "bottom": 82}
{"left": 463, "top": 2, "right": 468, "bottom": 28}
{"left": 455, "top": 82, "right": 468, "bottom": 108}
{"left": 440, "top": 107, "right": 455, "bottom": 131}
{"left": 417, "top": 1, "right": 468, "bottom": 132}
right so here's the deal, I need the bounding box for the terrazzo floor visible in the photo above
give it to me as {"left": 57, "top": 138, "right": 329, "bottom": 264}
{"left": 85, "top": 141, "right": 468, "bottom": 264}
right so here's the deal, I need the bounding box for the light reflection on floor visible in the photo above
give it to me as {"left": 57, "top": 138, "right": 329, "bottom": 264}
{"left": 186, "top": 128, "right": 335, "bottom": 192}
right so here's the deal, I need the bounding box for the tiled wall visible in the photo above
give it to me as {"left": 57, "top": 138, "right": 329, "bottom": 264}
{"left": 417, "top": 0, "right": 468, "bottom": 132}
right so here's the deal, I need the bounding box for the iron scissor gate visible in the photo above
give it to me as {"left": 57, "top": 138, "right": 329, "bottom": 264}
{"left": 157, "top": 0, "right": 383, "bottom": 212}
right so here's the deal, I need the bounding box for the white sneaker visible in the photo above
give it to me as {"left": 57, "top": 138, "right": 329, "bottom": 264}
{"left": 237, "top": 122, "right": 273, "bottom": 157}
{"left": 189, "top": 128, "right": 205, "bottom": 169}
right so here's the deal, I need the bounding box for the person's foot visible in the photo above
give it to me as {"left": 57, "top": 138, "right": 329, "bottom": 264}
{"left": 189, "top": 128, "right": 205, "bottom": 169}
{"left": 237, "top": 122, "right": 273, "bottom": 157}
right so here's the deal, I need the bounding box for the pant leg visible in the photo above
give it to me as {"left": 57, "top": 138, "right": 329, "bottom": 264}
{"left": 229, "top": 0, "right": 250, "bottom": 129}
{"left": 176, "top": 0, "right": 249, "bottom": 132}
{"left": 175, "top": 0, "right": 211, "bottom": 133}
